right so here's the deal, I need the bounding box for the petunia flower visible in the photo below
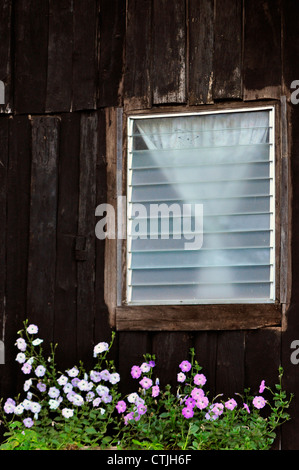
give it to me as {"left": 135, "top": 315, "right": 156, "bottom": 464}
{"left": 93, "top": 342, "right": 109, "bottom": 357}
{"left": 21, "top": 362, "right": 32, "bottom": 375}
{"left": 259, "top": 380, "right": 266, "bottom": 394}
{"left": 32, "top": 338, "right": 43, "bottom": 346}
{"left": 27, "top": 324, "right": 38, "bottom": 334}
{"left": 23, "top": 417, "right": 34, "bottom": 428}
{"left": 116, "top": 400, "right": 127, "bottom": 414}
{"left": 62, "top": 408, "right": 74, "bottom": 418}
{"left": 16, "top": 352, "right": 26, "bottom": 364}
{"left": 191, "top": 388, "right": 205, "bottom": 401}
{"left": 179, "top": 360, "right": 192, "bottom": 372}
{"left": 67, "top": 367, "right": 79, "bottom": 378}
{"left": 225, "top": 398, "right": 238, "bottom": 410}
{"left": 253, "top": 396, "right": 267, "bottom": 409}
{"left": 139, "top": 377, "right": 153, "bottom": 390}
{"left": 109, "top": 372, "right": 120, "bottom": 384}
{"left": 177, "top": 372, "right": 186, "bottom": 383}
{"left": 243, "top": 403, "right": 250, "bottom": 414}
{"left": 3, "top": 399, "right": 15, "bottom": 414}
{"left": 131, "top": 365, "right": 142, "bottom": 379}
{"left": 35, "top": 365, "right": 46, "bottom": 377}
{"left": 15, "top": 338, "right": 27, "bottom": 352}
{"left": 182, "top": 406, "right": 194, "bottom": 419}
{"left": 194, "top": 373, "right": 207, "bottom": 386}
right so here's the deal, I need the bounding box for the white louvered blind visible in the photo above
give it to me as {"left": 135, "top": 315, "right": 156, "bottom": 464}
{"left": 126, "top": 108, "right": 275, "bottom": 305}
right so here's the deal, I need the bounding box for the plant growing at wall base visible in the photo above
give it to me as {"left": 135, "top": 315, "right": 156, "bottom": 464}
{"left": 0, "top": 321, "right": 294, "bottom": 450}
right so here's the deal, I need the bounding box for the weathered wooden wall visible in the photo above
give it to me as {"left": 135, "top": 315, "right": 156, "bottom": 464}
{"left": 0, "top": 0, "right": 298, "bottom": 449}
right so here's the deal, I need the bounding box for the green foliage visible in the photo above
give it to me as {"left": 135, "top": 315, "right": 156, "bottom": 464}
{"left": 0, "top": 322, "right": 294, "bottom": 450}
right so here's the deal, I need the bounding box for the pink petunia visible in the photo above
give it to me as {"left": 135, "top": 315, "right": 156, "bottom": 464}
{"left": 259, "top": 380, "right": 266, "bottom": 394}
{"left": 194, "top": 373, "right": 207, "bottom": 386}
{"left": 191, "top": 387, "right": 205, "bottom": 401}
{"left": 139, "top": 376, "right": 153, "bottom": 390}
{"left": 182, "top": 406, "right": 194, "bottom": 419}
{"left": 116, "top": 400, "right": 127, "bottom": 414}
{"left": 253, "top": 396, "right": 267, "bottom": 409}
{"left": 179, "top": 361, "right": 192, "bottom": 372}
{"left": 225, "top": 398, "right": 238, "bottom": 410}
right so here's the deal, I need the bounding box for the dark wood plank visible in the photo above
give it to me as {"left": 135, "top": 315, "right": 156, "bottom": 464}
{"left": 116, "top": 304, "right": 282, "bottom": 331}
{"left": 118, "top": 332, "right": 151, "bottom": 395}
{"left": 152, "top": 0, "right": 186, "bottom": 104}
{"left": 76, "top": 112, "right": 98, "bottom": 365}
{"left": 194, "top": 332, "right": 218, "bottom": 397}
{"left": 188, "top": 0, "right": 214, "bottom": 105}
{"left": 104, "top": 108, "right": 119, "bottom": 327}
{"left": 216, "top": 331, "right": 245, "bottom": 397}
{"left": 0, "top": 118, "right": 8, "bottom": 352}
{"left": 14, "top": 0, "right": 49, "bottom": 113}
{"left": 97, "top": 0, "right": 126, "bottom": 108}
{"left": 46, "top": 0, "right": 73, "bottom": 113}
{"left": 280, "top": 1, "right": 299, "bottom": 449}
{"left": 151, "top": 332, "right": 193, "bottom": 389}
{"left": 53, "top": 113, "right": 80, "bottom": 369}
{"left": 245, "top": 327, "right": 281, "bottom": 393}
{"left": 95, "top": 109, "right": 112, "bottom": 344}
{"left": 3, "top": 116, "right": 31, "bottom": 398}
{"left": 124, "top": 0, "right": 152, "bottom": 110}
{"left": 245, "top": 327, "right": 281, "bottom": 449}
{"left": 72, "top": 0, "right": 97, "bottom": 111}
{"left": 213, "top": 0, "right": 242, "bottom": 100}
{"left": 0, "top": 0, "right": 12, "bottom": 113}
{"left": 27, "top": 116, "right": 59, "bottom": 345}
{"left": 243, "top": 0, "right": 282, "bottom": 100}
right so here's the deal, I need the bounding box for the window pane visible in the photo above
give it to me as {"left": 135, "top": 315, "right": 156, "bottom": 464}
{"left": 127, "top": 109, "right": 275, "bottom": 304}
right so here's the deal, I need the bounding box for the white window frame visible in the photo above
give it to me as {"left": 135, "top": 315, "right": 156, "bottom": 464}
{"left": 125, "top": 106, "right": 276, "bottom": 307}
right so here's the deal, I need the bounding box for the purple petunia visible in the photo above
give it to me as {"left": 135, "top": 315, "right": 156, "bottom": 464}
{"left": 182, "top": 406, "right": 194, "bottom": 419}
{"left": 131, "top": 365, "right": 142, "bottom": 379}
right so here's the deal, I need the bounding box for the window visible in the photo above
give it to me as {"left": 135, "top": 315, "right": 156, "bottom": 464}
{"left": 104, "top": 104, "right": 285, "bottom": 330}
{"left": 127, "top": 107, "right": 275, "bottom": 306}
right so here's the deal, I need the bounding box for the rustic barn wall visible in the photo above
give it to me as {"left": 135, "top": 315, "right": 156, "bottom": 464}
{"left": 0, "top": 0, "right": 298, "bottom": 449}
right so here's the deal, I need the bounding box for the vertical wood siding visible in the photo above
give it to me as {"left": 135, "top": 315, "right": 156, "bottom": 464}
{"left": 0, "top": 0, "right": 298, "bottom": 449}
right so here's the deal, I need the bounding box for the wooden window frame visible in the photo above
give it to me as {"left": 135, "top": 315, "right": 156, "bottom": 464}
{"left": 103, "top": 100, "right": 291, "bottom": 331}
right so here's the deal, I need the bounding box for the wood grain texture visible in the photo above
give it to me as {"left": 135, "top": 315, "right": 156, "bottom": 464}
{"left": 0, "top": 0, "right": 12, "bottom": 113}
{"left": 243, "top": 0, "right": 282, "bottom": 100}
{"left": 0, "top": 118, "right": 8, "bottom": 345}
{"left": 46, "top": 0, "right": 73, "bottom": 113}
{"left": 27, "top": 116, "right": 59, "bottom": 345}
{"left": 5, "top": 116, "right": 32, "bottom": 396}
{"left": 97, "top": 0, "right": 126, "bottom": 108}
{"left": 213, "top": 0, "right": 242, "bottom": 100}
{"left": 152, "top": 0, "right": 186, "bottom": 104}
{"left": 124, "top": 0, "right": 152, "bottom": 110}
{"left": 72, "top": 0, "right": 98, "bottom": 111}
{"left": 76, "top": 112, "right": 98, "bottom": 365}
{"left": 53, "top": 113, "right": 80, "bottom": 368}
{"left": 14, "top": 0, "right": 49, "bottom": 113}
{"left": 116, "top": 304, "right": 282, "bottom": 331}
{"left": 188, "top": 0, "right": 214, "bottom": 105}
